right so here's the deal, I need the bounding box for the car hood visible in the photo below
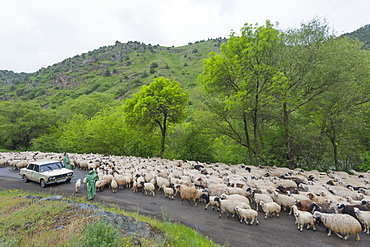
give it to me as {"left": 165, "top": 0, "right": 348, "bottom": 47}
{"left": 41, "top": 168, "right": 73, "bottom": 175}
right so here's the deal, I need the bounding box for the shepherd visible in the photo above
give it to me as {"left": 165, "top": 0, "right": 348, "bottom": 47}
{"left": 62, "top": 153, "right": 73, "bottom": 170}
{"left": 85, "top": 168, "right": 99, "bottom": 200}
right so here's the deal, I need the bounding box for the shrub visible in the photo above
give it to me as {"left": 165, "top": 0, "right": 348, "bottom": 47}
{"left": 79, "top": 220, "right": 119, "bottom": 247}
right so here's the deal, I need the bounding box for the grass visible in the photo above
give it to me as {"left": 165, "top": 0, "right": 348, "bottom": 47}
{"left": 0, "top": 188, "right": 223, "bottom": 247}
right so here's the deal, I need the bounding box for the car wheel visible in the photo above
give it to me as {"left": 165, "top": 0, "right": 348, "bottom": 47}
{"left": 22, "top": 175, "right": 28, "bottom": 183}
{"left": 40, "top": 179, "right": 46, "bottom": 188}
{"left": 66, "top": 178, "right": 71, "bottom": 183}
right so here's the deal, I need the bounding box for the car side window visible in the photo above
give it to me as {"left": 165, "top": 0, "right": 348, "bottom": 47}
{"left": 28, "top": 164, "right": 34, "bottom": 170}
{"left": 34, "top": 165, "right": 39, "bottom": 172}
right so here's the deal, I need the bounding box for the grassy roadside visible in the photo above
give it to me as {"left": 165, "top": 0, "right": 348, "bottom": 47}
{"left": 0, "top": 188, "right": 223, "bottom": 247}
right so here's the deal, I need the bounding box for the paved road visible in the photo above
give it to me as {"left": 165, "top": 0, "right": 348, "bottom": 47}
{"left": 0, "top": 166, "right": 368, "bottom": 247}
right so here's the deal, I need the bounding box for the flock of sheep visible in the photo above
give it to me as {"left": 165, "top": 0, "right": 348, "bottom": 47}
{"left": 1, "top": 151, "right": 370, "bottom": 241}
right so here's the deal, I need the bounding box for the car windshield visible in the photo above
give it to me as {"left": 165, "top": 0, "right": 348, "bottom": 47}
{"left": 40, "top": 162, "right": 63, "bottom": 172}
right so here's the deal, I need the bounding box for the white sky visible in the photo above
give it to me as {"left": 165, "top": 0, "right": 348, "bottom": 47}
{"left": 1, "top": 0, "right": 369, "bottom": 73}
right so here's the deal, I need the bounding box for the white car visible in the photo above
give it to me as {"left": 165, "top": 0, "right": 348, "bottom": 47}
{"left": 19, "top": 160, "right": 73, "bottom": 188}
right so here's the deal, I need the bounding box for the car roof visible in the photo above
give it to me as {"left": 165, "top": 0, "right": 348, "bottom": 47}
{"left": 29, "top": 160, "right": 61, "bottom": 165}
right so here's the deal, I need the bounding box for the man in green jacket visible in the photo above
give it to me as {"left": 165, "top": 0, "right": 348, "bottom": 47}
{"left": 85, "top": 169, "right": 99, "bottom": 200}
{"left": 62, "top": 153, "right": 72, "bottom": 170}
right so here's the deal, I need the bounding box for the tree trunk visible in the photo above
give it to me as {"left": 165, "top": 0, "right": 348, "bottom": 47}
{"left": 159, "top": 114, "right": 167, "bottom": 158}
{"left": 243, "top": 116, "right": 254, "bottom": 166}
{"left": 283, "top": 102, "right": 295, "bottom": 169}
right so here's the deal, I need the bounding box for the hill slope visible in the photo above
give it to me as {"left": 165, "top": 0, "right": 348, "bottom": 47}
{"left": 0, "top": 39, "right": 226, "bottom": 107}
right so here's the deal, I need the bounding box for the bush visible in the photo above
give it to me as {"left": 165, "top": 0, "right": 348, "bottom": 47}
{"left": 79, "top": 220, "right": 119, "bottom": 247}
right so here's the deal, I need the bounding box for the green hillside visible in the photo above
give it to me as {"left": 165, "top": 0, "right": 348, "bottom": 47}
{"left": 0, "top": 39, "right": 226, "bottom": 108}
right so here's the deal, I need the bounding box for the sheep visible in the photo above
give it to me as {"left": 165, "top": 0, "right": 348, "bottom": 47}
{"left": 214, "top": 198, "right": 251, "bottom": 219}
{"left": 272, "top": 191, "right": 296, "bottom": 214}
{"left": 179, "top": 185, "right": 201, "bottom": 206}
{"left": 251, "top": 191, "right": 273, "bottom": 211}
{"left": 312, "top": 211, "right": 362, "bottom": 241}
{"left": 132, "top": 180, "right": 143, "bottom": 193}
{"left": 259, "top": 201, "right": 281, "bottom": 219}
{"left": 201, "top": 194, "right": 220, "bottom": 211}
{"left": 155, "top": 176, "right": 170, "bottom": 191}
{"left": 292, "top": 205, "right": 311, "bottom": 225}
{"left": 219, "top": 193, "right": 250, "bottom": 205}
{"left": 354, "top": 207, "right": 370, "bottom": 234}
{"left": 140, "top": 181, "right": 155, "bottom": 196}
{"left": 295, "top": 200, "right": 314, "bottom": 212}
{"left": 346, "top": 196, "right": 363, "bottom": 205}
{"left": 234, "top": 206, "right": 259, "bottom": 225}
{"left": 295, "top": 210, "right": 316, "bottom": 232}
{"left": 307, "top": 192, "right": 328, "bottom": 204}
{"left": 75, "top": 179, "right": 81, "bottom": 193}
{"left": 337, "top": 203, "right": 370, "bottom": 219}
{"left": 310, "top": 202, "right": 337, "bottom": 214}
{"left": 114, "top": 174, "right": 132, "bottom": 189}
{"left": 111, "top": 178, "right": 118, "bottom": 193}
{"left": 162, "top": 185, "right": 174, "bottom": 199}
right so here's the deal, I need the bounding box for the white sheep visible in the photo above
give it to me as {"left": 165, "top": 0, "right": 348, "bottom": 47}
{"left": 234, "top": 206, "right": 259, "bottom": 225}
{"left": 215, "top": 198, "right": 251, "bottom": 219}
{"left": 140, "top": 181, "right": 155, "bottom": 196}
{"left": 313, "top": 211, "right": 362, "bottom": 241}
{"left": 162, "top": 185, "right": 174, "bottom": 199}
{"left": 259, "top": 201, "right": 281, "bottom": 219}
{"left": 111, "top": 178, "right": 118, "bottom": 193}
{"left": 75, "top": 179, "right": 81, "bottom": 193}
{"left": 156, "top": 176, "right": 170, "bottom": 191}
{"left": 252, "top": 192, "right": 273, "bottom": 211}
{"left": 219, "top": 193, "right": 250, "bottom": 205}
{"left": 295, "top": 211, "right": 316, "bottom": 232}
{"left": 354, "top": 207, "right": 370, "bottom": 234}
{"left": 273, "top": 191, "right": 296, "bottom": 215}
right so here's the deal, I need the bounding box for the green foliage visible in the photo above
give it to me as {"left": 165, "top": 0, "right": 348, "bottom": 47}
{"left": 79, "top": 220, "right": 119, "bottom": 247}
{"left": 124, "top": 77, "right": 189, "bottom": 157}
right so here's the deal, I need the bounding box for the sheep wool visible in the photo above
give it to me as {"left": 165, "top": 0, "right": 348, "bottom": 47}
{"left": 313, "top": 211, "right": 362, "bottom": 241}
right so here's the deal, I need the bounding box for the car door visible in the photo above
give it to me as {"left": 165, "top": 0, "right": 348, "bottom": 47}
{"left": 23, "top": 164, "right": 34, "bottom": 181}
{"left": 30, "top": 164, "right": 41, "bottom": 182}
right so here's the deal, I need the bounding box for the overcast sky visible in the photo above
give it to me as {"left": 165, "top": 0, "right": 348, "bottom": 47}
{"left": 1, "top": 0, "right": 369, "bottom": 73}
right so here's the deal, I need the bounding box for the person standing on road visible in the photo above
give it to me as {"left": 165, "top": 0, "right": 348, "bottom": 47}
{"left": 85, "top": 168, "right": 99, "bottom": 200}
{"left": 62, "top": 153, "right": 72, "bottom": 170}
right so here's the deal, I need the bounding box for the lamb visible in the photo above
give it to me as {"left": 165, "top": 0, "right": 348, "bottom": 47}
{"left": 354, "top": 207, "right": 370, "bottom": 234}
{"left": 272, "top": 191, "right": 296, "bottom": 214}
{"left": 201, "top": 194, "right": 220, "bottom": 211}
{"left": 111, "top": 178, "right": 118, "bottom": 193}
{"left": 214, "top": 197, "right": 251, "bottom": 219}
{"left": 140, "top": 181, "right": 155, "bottom": 196}
{"left": 162, "top": 185, "right": 174, "bottom": 199}
{"left": 234, "top": 206, "right": 259, "bottom": 225}
{"left": 295, "top": 210, "right": 316, "bottom": 232}
{"left": 75, "top": 179, "right": 81, "bottom": 193}
{"left": 259, "top": 201, "right": 281, "bottom": 219}
{"left": 179, "top": 185, "right": 201, "bottom": 206}
{"left": 313, "top": 211, "right": 362, "bottom": 241}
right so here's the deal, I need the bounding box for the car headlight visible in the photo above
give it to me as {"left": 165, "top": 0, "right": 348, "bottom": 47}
{"left": 68, "top": 173, "right": 73, "bottom": 176}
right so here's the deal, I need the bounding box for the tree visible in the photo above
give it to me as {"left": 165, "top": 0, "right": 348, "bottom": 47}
{"left": 199, "top": 20, "right": 285, "bottom": 165}
{"left": 0, "top": 101, "right": 52, "bottom": 150}
{"left": 123, "top": 77, "right": 188, "bottom": 157}
{"left": 275, "top": 19, "right": 370, "bottom": 168}
{"left": 301, "top": 37, "right": 370, "bottom": 170}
